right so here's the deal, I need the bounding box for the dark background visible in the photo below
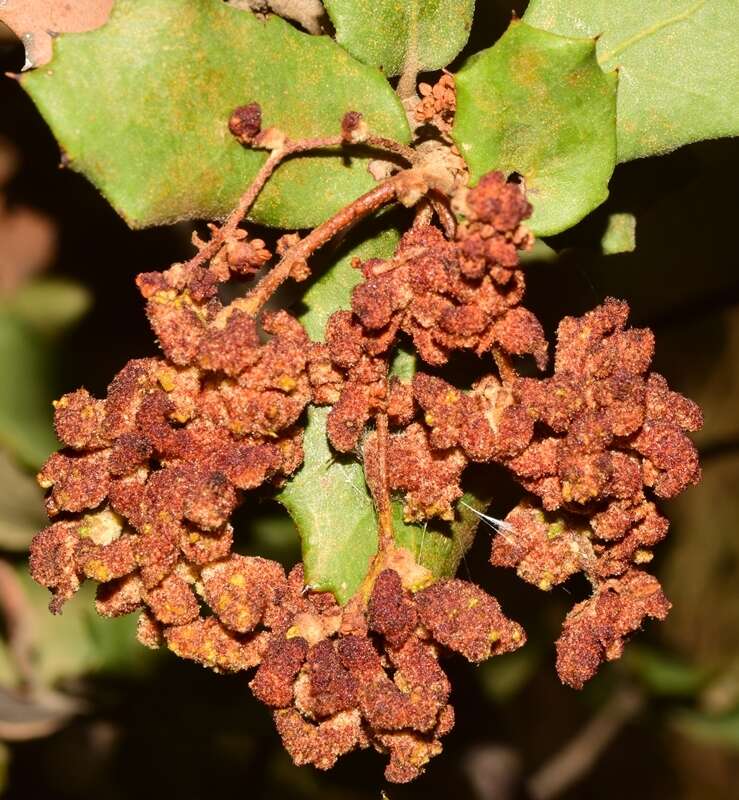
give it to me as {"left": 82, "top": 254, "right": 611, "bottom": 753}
{"left": 0, "top": 3, "right": 737, "bottom": 798}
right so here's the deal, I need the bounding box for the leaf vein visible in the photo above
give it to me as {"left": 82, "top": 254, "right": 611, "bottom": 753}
{"left": 597, "top": 0, "right": 707, "bottom": 65}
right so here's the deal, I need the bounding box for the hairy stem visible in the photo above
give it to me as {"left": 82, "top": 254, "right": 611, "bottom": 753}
{"left": 232, "top": 169, "right": 429, "bottom": 317}
{"left": 186, "top": 134, "right": 415, "bottom": 274}
{"left": 396, "top": 3, "right": 420, "bottom": 102}
{"left": 373, "top": 412, "right": 395, "bottom": 551}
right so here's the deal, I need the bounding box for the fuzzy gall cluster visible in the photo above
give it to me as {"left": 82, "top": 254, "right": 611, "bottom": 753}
{"left": 377, "top": 298, "right": 701, "bottom": 687}
{"left": 318, "top": 171, "right": 546, "bottom": 457}
{"left": 250, "top": 568, "right": 523, "bottom": 782}
{"left": 30, "top": 247, "right": 315, "bottom": 618}
{"left": 27, "top": 199, "right": 529, "bottom": 782}
{"left": 27, "top": 107, "right": 704, "bottom": 781}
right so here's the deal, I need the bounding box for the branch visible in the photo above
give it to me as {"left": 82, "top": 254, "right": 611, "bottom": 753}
{"left": 0, "top": 559, "right": 37, "bottom": 689}
{"left": 184, "top": 130, "right": 415, "bottom": 274}
{"left": 527, "top": 686, "right": 644, "bottom": 800}
{"left": 230, "top": 167, "right": 431, "bottom": 317}
{"left": 372, "top": 412, "right": 394, "bottom": 551}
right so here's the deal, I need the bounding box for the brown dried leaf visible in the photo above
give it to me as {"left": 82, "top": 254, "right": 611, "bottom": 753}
{"left": 0, "top": 0, "right": 113, "bottom": 69}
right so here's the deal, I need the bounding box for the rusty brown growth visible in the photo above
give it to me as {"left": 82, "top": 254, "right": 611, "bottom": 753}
{"left": 415, "top": 73, "right": 456, "bottom": 136}
{"left": 253, "top": 567, "right": 524, "bottom": 782}
{"left": 28, "top": 91, "right": 704, "bottom": 784}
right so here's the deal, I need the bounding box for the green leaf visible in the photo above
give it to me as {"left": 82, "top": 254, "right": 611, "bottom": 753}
{"left": 601, "top": 212, "right": 636, "bottom": 254}
{"left": 324, "top": 0, "right": 475, "bottom": 76}
{"left": 279, "top": 408, "right": 484, "bottom": 603}
{"left": 280, "top": 221, "right": 483, "bottom": 602}
{"left": 453, "top": 20, "right": 617, "bottom": 236}
{"left": 622, "top": 645, "right": 707, "bottom": 697}
{"left": 2, "top": 279, "right": 91, "bottom": 338}
{"left": 0, "top": 568, "right": 152, "bottom": 689}
{"left": 0, "top": 449, "right": 47, "bottom": 552}
{"left": 0, "top": 314, "right": 58, "bottom": 469}
{"left": 392, "top": 494, "right": 488, "bottom": 580}
{"left": 22, "top": 0, "right": 410, "bottom": 230}
{"left": 673, "top": 707, "right": 739, "bottom": 751}
{"left": 278, "top": 405, "right": 378, "bottom": 604}
{"left": 524, "top": 0, "right": 739, "bottom": 162}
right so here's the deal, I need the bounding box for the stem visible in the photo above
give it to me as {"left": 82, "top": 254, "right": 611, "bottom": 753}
{"left": 527, "top": 686, "right": 643, "bottom": 800}
{"left": 492, "top": 347, "right": 519, "bottom": 386}
{"left": 429, "top": 190, "right": 457, "bottom": 238}
{"left": 230, "top": 170, "right": 422, "bottom": 318}
{"left": 373, "top": 412, "right": 395, "bottom": 551}
{"left": 396, "top": 3, "right": 420, "bottom": 102}
{"left": 351, "top": 409, "right": 398, "bottom": 606}
{"left": 413, "top": 198, "right": 434, "bottom": 228}
{"left": 186, "top": 134, "right": 415, "bottom": 273}
{"left": 0, "top": 559, "right": 37, "bottom": 690}
{"left": 364, "top": 135, "right": 417, "bottom": 165}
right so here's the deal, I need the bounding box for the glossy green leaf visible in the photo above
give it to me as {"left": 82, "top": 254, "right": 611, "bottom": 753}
{"left": 277, "top": 405, "right": 378, "bottom": 604}
{"left": 453, "top": 20, "right": 617, "bottom": 236}
{"left": 324, "top": 0, "right": 475, "bottom": 76}
{"left": 524, "top": 0, "right": 739, "bottom": 162}
{"left": 22, "top": 0, "right": 410, "bottom": 230}
{"left": 0, "top": 314, "right": 58, "bottom": 468}
{"left": 279, "top": 405, "right": 485, "bottom": 603}
{"left": 279, "top": 222, "right": 483, "bottom": 602}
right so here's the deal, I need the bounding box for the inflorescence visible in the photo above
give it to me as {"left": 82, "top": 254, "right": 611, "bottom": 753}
{"left": 29, "top": 78, "right": 702, "bottom": 782}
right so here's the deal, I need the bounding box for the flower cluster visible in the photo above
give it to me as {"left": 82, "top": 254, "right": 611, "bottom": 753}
{"left": 30, "top": 249, "right": 316, "bottom": 616}
{"left": 319, "top": 171, "right": 546, "bottom": 455}
{"left": 415, "top": 73, "right": 456, "bottom": 135}
{"left": 27, "top": 90, "right": 704, "bottom": 781}
{"left": 251, "top": 567, "right": 523, "bottom": 782}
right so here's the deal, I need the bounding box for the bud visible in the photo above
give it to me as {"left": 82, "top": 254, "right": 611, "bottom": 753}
{"left": 341, "top": 111, "right": 368, "bottom": 144}
{"left": 228, "top": 102, "right": 262, "bottom": 144}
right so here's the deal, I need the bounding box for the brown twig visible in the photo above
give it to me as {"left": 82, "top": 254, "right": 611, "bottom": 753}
{"left": 527, "top": 686, "right": 644, "bottom": 800}
{"left": 0, "top": 559, "right": 37, "bottom": 689}
{"left": 231, "top": 169, "right": 429, "bottom": 317}
{"left": 429, "top": 189, "right": 457, "bottom": 238}
{"left": 413, "top": 198, "right": 434, "bottom": 228}
{"left": 185, "top": 134, "right": 415, "bottom": 273}
{"left": 373, "top": 412, "right": 395, "bottom": 551}
{"left": 363, "top": 135, "right": 417, "bottom": 165}
{"left": 347, "top": 409, "right": 402, "bottom": 609}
